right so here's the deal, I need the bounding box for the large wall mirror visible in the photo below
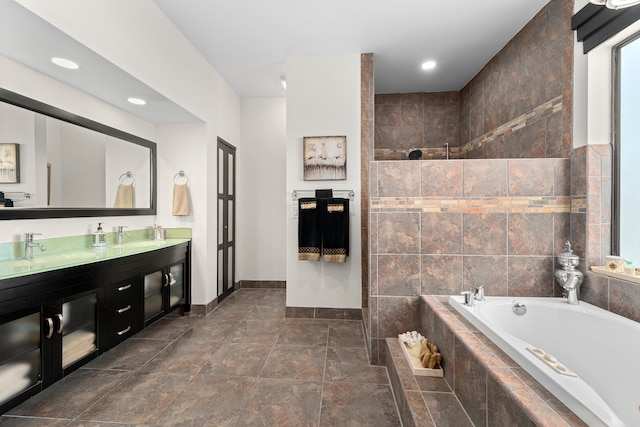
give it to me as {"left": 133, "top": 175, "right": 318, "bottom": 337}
{"left": 0, "top": 88, "right": 156, "bottom": 219}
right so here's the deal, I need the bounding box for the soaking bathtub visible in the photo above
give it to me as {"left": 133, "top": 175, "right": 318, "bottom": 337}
{"left": 449, "top": 295, "right": 640, "bottom": 427}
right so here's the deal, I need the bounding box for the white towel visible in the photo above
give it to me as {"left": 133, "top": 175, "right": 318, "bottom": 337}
{"left": 172, "top": 183, "right": 191, "bottom": 216}
{"left": 114, "top": 184, "right": 134, "bottom": 208}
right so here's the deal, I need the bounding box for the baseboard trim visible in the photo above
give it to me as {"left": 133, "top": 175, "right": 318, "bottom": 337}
{"left": 237, "top": 280, "right": 286, "bottom": 289}
{"left": 285, "top": 306, "right": 362, "bottom": 320}
{"left": 190, "top": 297, "right": 219, "bottom": 316}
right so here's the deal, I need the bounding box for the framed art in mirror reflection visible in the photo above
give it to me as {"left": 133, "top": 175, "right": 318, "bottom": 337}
{"left": 0, "top": 143, "right": 19, "bottom": 184}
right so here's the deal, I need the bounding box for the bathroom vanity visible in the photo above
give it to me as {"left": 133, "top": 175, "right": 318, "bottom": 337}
{"left": 0, "top": 239, "right": 191, "bottom": 414}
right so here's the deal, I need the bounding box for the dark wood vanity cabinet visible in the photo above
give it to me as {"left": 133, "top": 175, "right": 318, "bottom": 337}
{"left": 0, "top": 241, "right": 191, "bottom": 414}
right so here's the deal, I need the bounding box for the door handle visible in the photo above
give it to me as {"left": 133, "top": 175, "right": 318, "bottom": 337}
{"left": 164, "top": 274, "right": 170, "bottom": 287}
{"left": 55, "top": 314, "right": 64, "bottom": 334}
{"left": 45, "top": 317, "right": 54, "bottom": 339}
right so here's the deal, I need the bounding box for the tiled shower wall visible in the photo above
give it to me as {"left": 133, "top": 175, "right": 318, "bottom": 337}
{"left": 374, "top": 0, "right": 573, "bottom": 161}
{"left": 367, "top": 158, "right": 572, "bottom": 364}
{"left": 459, "top": 0, "right": 573, "bottom": 159}
{"left": 375, "top": 92, "right": 460, "bottom": 160}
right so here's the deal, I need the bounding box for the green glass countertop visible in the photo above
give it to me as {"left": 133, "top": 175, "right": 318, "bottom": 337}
{"left": 0, "top": 233, "right": 191, "bottom": 281}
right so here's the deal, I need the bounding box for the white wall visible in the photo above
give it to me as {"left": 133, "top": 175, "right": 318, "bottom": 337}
{"left": 285, "top": 54, "right": 361, "bottom": 309}
{"left": 1, "top": 1, "right": 243, "bottom": 307}
{"left": 238, "top": 97, "right": 287, "bottom": 281}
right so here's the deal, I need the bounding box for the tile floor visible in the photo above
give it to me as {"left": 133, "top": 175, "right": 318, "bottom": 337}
{"left": 1, "top": 289, "right": 401, "bottom": 426}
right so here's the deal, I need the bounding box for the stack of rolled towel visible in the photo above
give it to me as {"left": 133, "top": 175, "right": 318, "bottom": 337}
{"left": 0, "top": 362, "right": 31, "bottom": 404}
{"left": 62, "top": 330, "right": 96, "bottom": 368}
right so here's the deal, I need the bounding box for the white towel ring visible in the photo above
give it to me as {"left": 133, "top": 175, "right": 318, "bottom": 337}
{"left": 118, "top": 171, "right": 135, "bottom": 186}
{"left": 173, "top": 170, "right": 190, "bottom": 186}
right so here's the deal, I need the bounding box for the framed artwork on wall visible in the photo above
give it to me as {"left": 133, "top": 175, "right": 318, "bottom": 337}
{"left": 303, "top": 136, "right": 347, "bottom": 181}
{"left": 0, "top": 143, "right": 20, "bottom": 184}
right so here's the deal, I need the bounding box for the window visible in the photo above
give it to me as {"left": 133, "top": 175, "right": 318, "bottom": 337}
{"left": 614, "top": 33, "right": 640, "bottom": 263}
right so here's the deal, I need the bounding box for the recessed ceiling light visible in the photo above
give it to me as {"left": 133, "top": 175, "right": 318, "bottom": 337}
{"left": 127, "top": 97, "right": 146, "bottom": 106}
{"left": 421, "top": 60, "right": 437, "bottom": 71}
{"left": 51, "top": 57, "right": 79, "bottom": 70}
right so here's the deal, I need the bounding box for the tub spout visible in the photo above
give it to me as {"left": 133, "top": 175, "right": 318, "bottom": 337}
{"left": 554, "top": 270, "right": 583, "bottom": 305}
{"left": 554, "top": 241, "right": 584, "bottom": 305}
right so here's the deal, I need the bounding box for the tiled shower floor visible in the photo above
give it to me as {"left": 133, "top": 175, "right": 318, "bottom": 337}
{"left": 1, "top": 289, "right": 401, "bottom": 426}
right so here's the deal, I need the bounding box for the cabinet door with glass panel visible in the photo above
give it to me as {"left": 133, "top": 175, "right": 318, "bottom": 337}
{"left": 143, "top": 260, "right": 187, "bottom": 326}
{"left": 51, "top": 289, "right": 99, "bottom": 381}
{"left": 0, "top": 289, "right": 98, "bottom": 412}
{"left": 0, "top": 306, "right": 43, "bottom": 413}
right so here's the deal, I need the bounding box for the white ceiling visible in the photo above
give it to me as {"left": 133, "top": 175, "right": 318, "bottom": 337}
{"left": 0, "top": 1, "right": 200, "bottom": 124}
{"left": 0, "top": 0, "right": 553, "bottom": 123}
{"left": 154, "top": 0, "right": 552, "bottom": 97}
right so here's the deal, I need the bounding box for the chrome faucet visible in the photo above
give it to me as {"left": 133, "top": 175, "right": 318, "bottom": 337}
{"left": 117, "top": 226, "right": 131, "bottom": 245}
{"left": 474, "top": 284, "right": 488, "bottom": 301}
{"left": 24, "top": 233, "right": 46, "bottom": 260}
{"left": 554, "top": 241, "right": 584, "bottom": 305}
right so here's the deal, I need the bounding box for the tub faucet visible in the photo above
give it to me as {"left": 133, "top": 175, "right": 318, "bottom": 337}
{"left": 554, "top": 241, "right": 584, "bottom": 305}
{"left": 24, "top": 233, "right": 46, "bottom": 260}
{"left": 474, "top": 284, "right": 488, "bottom": 301}
{"left": 117, "top": 226, "right": 131, "bottom": 245}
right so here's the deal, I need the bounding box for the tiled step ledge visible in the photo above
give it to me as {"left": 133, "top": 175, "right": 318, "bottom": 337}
{"left": 419, "top": 295, "right": 586, "bottom": 427}
{"left": 385, "top": 338, "right": 472, "bottom": 427}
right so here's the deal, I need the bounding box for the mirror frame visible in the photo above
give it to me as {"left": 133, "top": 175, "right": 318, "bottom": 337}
{"left": 0, "top": 88, "right": 156, "bottom": 219}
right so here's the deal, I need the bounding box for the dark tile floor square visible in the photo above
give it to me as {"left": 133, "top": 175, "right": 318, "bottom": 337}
{"left": 1, "top": 289, "right": 401, "bottom": 426}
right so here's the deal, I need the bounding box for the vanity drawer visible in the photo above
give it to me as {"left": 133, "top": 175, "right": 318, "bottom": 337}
{"left": 101, "top": 302, "right": 143, "bottom": 350}
{"left": 104, "top": 279, "right": 141, "bottom": 306}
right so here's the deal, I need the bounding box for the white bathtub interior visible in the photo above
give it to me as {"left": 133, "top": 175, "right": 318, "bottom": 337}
{"left": 449, "top": 295, "right": 639, "bottom": 427}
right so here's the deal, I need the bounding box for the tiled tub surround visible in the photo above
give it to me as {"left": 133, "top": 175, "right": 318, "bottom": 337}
{"left": 565, "top": 145, "right": 640, "bottom": 326}
{"left": 414, "top": 295, "right": 586, "bottom": 427}
{"left": 368, "top": 158, "right": 573, "bottom": 365}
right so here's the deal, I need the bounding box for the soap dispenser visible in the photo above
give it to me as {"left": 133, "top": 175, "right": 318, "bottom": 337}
{"left": 92, "top": 222, "right": 107, "bottom": 248}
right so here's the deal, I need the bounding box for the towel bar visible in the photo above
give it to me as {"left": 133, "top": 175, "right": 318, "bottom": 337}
{"left": 292, "top": 189, "right": 354, "bottom": 200}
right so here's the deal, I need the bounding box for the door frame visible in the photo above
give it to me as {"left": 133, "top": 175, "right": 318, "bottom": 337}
{"left": 217, "top": 137, "right": 236, "bottom": 302}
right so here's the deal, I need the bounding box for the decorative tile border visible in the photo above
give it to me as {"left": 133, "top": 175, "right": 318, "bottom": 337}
{"left": 571, "top": 196, "right": 587, "bottom": 213}
{"left": 375, "top": 147, "right": 461, "bottom": 161}
{"left": 460, "top": 96, "right": 563, "bottom": 157}
{"left": 371, "top": 195, "right": 572, "bottom": 214}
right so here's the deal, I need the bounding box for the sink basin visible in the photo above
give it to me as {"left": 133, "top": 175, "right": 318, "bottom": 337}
{"left": 8, "top": 259, "right": 39, "bottom": 268}
{"left": 48, "top": 252, "right": 98, "bottom": 262}
{"left": 122, "top": 240, "right": 167, "bottom": 249}
{"left": 7, "top": 251, "right": 97, "bottom": 268}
